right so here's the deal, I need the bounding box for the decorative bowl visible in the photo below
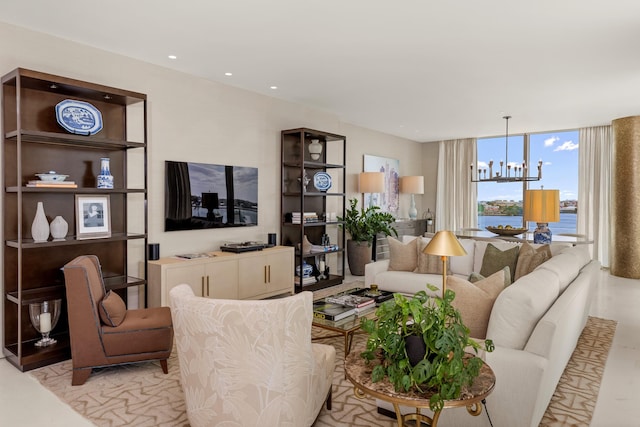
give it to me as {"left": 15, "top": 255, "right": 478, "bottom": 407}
{"left": 485, "top": 226, "right": 528, "bottom": 236}
{"left": 36, "top": 171, "right": 69, "bottom": 182}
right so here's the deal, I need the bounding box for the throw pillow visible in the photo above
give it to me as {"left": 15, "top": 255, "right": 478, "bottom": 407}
{"left": 514, "top": 242, "right": 553, "bottom": 280}
{"left": 448, "top": 268, "right": 509, "bottom": 339}
{"left": 414, "top": 238, "right": 452, "bottom": 275}
{"left": 98, "top": 290, "right": 127, "bottom": 327}
{"left": 387, "top": 237, "right": 418, "bottom": 271}
{"left": 480, "top": 243, "right": 519, "bottom": 282}
{"left": 468, "top": 266, "right": 512, "bottom": 287}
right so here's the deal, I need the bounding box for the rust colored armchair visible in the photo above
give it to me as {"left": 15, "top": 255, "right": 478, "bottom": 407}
{"left": 62, "top": 255, "right": 173, "bottom": 385}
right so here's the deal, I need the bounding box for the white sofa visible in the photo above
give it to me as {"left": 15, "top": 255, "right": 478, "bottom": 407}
{"left": 364, "top": 235, "right": 599, "bottom": 427}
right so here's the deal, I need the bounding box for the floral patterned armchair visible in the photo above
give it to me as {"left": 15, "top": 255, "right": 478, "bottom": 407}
{"left": 169, "top": 285, "right": 335, "bottom": 427}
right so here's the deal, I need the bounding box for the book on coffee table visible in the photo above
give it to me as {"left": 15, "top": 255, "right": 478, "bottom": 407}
{"left": 313, "top": 300, "right": 356, "bottom": 322}
{"left": 325, "top": 293, "right": 375, "bottom": 308}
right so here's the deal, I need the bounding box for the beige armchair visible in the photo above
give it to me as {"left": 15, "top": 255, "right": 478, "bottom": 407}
{"left": 169, "top": 284, "right": 335, "bottom": 427}
{"left": 62, "top": 255, "right": 173, "bottom": 385}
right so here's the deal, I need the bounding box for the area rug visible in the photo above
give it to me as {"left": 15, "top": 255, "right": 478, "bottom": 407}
{"left": 29, "top": 316, "right": 616, "bottom": 427}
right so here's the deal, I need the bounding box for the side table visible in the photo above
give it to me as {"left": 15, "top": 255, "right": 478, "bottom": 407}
{"left": 344, "top": 351, "right": 495, "bottom": 427}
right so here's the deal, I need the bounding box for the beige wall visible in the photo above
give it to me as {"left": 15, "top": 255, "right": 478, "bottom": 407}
{"left": 0, "top": 22, "right": 433, "bottom": 343}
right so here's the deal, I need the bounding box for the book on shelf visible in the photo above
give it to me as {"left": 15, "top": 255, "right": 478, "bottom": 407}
{"left": 309, "top": 244, "right": 339, "bottom": 253}
{"left": 289, "top": 212, "right": 319, "bottom": 224}
{"left": 326, "top": 293, "right": 376, "bottom": 308}
{"left": 295, "top": 275, "right": 317, "bottom": 285}
{"left": 26, "top": 180, "right": 78, "bottom": 188}
{"left": 312, "top": 300, "right": 356, "bottom": 321}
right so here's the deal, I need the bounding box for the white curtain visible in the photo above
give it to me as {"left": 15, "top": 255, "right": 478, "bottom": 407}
{"left": 578, "top": 125, "right": 611, "bottom": 266}
{"left": 435, "top": 138, "right": 477, "bottom": 231}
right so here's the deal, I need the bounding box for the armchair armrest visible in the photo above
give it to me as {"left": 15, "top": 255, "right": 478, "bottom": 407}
{"left": 365, "top": 259, "right": 390, "bottom": 287}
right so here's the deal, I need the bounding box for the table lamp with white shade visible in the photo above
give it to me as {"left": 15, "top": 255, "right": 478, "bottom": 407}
{"left": 422, "top": 231, "right": 468, "bottom": 299}
{"left": 359, "top": 172, "right": 385, "bottom": 208}
{"left": 399, "top": 176, "right": 424, "bottom": 220}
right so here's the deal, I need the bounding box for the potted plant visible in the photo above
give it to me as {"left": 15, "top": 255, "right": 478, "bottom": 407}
{"left": 360, "top": 285, "right": 495, "bottom": 412}
{"left": 338, "top": 198, "right": 397, "bottom": 275}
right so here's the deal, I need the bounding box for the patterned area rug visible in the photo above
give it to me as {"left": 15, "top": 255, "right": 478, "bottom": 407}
{"left": 29, "top": 316, "right": 615, "bottom": 427}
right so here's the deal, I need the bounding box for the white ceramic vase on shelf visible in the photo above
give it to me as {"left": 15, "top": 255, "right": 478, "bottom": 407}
{"left": 31, "top": 202, "right": 50, "bottom": 243}
{"left": 50, "top": 216, "right": 69, "bottom": 240}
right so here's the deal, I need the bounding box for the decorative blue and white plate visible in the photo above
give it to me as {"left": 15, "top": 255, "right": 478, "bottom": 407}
{"left": 313, "top": 172, "right": 332, "bottom": 192}
{"left": 55, "top": 99, "right": 103, "bottom": 135}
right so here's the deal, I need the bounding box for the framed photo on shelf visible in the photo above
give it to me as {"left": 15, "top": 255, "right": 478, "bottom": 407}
{"left": 75, "top": 195, "right": 111, "bottom": 240}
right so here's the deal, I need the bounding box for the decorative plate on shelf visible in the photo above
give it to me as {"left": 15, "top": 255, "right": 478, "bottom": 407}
{"left": 55, "top": 99, "right": 103, "bottom": 135}
{"left": 485, "top": 226, "right": 528, "bottom": 236}
{"left": 313, "top": 172, "right": 332, "bottom": 192}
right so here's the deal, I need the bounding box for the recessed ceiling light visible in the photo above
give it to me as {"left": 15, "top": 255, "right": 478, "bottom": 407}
{"left": 224, "top": 72, "right": 233, "bottom": 76}
{"left": 168, "top": 55, "right": 177, "bottom": 60}
{"left": 270, "top": 86, "right": 278, "bottom": 90}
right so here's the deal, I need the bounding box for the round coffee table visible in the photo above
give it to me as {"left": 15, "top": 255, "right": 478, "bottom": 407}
{"left": 344, "top": 350, "right": 495, "bottom": 427}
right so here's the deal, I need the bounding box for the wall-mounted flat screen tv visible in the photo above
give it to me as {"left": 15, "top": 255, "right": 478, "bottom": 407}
{"left": 165, "top": 161, "right": 258, "bottom": 231}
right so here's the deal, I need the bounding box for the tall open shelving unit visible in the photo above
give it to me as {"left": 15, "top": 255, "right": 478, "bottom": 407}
{"left": 2, "top": 68, "right": 147, "bottom": 371}
{"left": 281, "top": 128, "right": 346, "bottom": 293}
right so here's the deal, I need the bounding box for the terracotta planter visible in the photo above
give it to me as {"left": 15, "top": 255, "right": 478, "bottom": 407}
{"left": 347, "top": 239, "right": 372, "bottom": 276}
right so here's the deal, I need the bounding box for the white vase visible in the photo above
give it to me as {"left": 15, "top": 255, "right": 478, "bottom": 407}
{"left": 50, "top": 216, "right": 69, "bottom": 240}
{"left": 97, "top": 157, "right": 114, "bottom": 189}
{"left": 31, "top": 202, "right": 50, "bottom": 243}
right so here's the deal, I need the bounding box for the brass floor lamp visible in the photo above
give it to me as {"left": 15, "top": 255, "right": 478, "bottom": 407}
{"left": 423, "top": 230, "right": 468, "bottom": 299}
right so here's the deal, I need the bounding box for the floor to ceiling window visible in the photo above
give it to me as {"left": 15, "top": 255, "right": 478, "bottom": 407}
{"left": 476, "top": 129, "right": 579, "bottom": 234}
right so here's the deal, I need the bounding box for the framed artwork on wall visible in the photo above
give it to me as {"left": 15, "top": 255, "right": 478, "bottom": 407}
{"left": 75, "top": 195, "right": 111, "bottom": 239}
{"left": 364, "top": 154, "right": 399, "bottom": 215}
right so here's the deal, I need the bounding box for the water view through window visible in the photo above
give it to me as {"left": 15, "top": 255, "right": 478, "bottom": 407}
{"left": 477, "top": 130, "right": 579, "bottom": 234}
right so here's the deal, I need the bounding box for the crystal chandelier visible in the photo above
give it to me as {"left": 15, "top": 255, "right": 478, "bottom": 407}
{"left": 471, "top": 116, "right": 542, "bottom": 183}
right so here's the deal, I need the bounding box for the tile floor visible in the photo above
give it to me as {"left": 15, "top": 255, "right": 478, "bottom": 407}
{"left": 1, "top": 269, "right": 638, "bottom": 426}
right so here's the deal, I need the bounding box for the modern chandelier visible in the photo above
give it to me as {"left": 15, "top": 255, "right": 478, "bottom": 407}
{"left": 470, "top": 115, "right": 542, "bottom": 183}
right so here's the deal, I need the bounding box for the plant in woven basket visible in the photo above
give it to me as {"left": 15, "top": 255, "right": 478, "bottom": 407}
{"left": 360, "top": 285, "right": 494, "bottom": 412}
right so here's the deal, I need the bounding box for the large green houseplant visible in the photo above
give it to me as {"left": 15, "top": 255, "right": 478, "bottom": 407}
{"left": 360, "top": 285, "right": 495, "bottom": 412}
{"left": 338, "top": 198, "right": 397, "bottom": 275}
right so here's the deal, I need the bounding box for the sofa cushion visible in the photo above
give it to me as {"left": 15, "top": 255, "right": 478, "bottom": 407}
{"left": 98, "top": 290, "right": 127, "bottom": 327}
{"left": 388, "top": 237, "right": 418, "bottom": 271}
{"left": 449, "top": 238, "right": 476, "bottom": 277}
{"left": 473, "top": 240, "right": 519, "bottom": 272}
{"left": 487, "top": 268, "right": 560, "bottom": 350}
{"left": 535, "top": 246, "right": 587, "bottom": 293}
{"left": 415, "top": 237, "right": 451, "bottom": 274}
{"left": 375, "top": 271, "right": 442, "bottom": 297}
{"left": 514, "top": 242, "right": 552, "bottom": 280}
{"left": 448, "top": 268, "right": 510, "bottom": 339}
{"left": 480, "top": 243, "right": 519, "bottom": 282}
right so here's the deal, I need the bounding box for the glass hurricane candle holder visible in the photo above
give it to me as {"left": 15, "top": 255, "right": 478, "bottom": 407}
{"left": 29, "top": 299, "right": 62, "bottom": 347}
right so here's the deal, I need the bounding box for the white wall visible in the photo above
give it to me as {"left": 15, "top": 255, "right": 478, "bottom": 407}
{"left": 0, "top": 22, "right": 433, "bottom": 348}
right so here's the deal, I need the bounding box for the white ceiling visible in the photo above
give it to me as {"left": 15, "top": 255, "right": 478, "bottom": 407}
{"left": 2, "top": 0, "right": 640, "bottom": 142}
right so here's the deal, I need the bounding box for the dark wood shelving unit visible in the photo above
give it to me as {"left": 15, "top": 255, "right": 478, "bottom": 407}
{"left": 281, "top": 128, "right": 346, "bottom": 293}
{"left": 2, "top": 68, "right": 148, "bottom": 371}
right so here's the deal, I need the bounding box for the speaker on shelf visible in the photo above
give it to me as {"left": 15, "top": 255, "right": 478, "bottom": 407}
{"left": 148, "top": 243, "right": 160, "bottom": 261}
{"left": 268, "top": 233, "right": 277, "bottom": 246}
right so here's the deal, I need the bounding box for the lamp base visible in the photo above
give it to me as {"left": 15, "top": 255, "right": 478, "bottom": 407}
{"left": 533, "top": 222, "right": 552, "bottom": 244}
{"left": 408, "top": 194, "right": 417, "bottom": 220}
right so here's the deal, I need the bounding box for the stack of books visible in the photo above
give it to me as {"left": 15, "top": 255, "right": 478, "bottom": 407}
{"left": 27, "top": 180, "right": 78, "bottom": 188}
{"left": 326, "top": 293, "right": 376, "bottom": 313}
{"left": 291, "top": 212, "right": 318, "bottom": 224}
{"left": 312, "top": 300, "right": 356, "bottom": 321}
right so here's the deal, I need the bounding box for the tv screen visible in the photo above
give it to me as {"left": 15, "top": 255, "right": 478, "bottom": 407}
{"left": 165, "top": 161, "right": 258, "bottom": 231}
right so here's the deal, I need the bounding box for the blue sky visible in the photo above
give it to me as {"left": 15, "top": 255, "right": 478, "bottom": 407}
{"left": 476, "top": 130, "right": 579, "bottom": 202}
